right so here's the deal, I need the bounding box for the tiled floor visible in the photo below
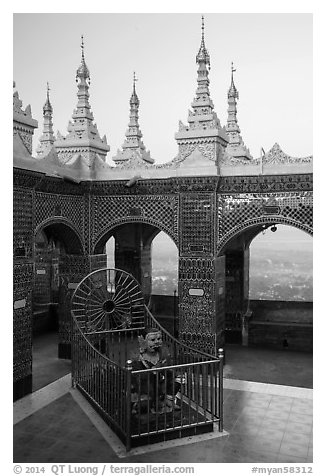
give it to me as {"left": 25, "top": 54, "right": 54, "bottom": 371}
{"left": 16, "top": 334, "right": 313, "bottom": 463}
{"left": 32, "top": 332, "right": 71, "bottom": 391}
{"left": 13, "top": 374, "right": 313, "bottom": 463}
{"left": 32, "top": 332, "right": 313, "bottom": 391}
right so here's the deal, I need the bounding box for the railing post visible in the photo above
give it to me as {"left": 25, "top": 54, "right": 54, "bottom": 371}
{"left": 217, "top": 348, "right": 224, "bottom": 433}
{"left": 71, "top": 318, "right": 77, "bottom": 388}
{"left": 125, "top": 359, "right": 133, "bottom": 452}
{"left": 173, "top": 289, "right": 177, "bottom": 338}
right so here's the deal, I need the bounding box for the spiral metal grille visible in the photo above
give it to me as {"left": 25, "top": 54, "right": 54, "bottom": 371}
{"left": 71, "top": 268, "right": 144, "bottom": 332}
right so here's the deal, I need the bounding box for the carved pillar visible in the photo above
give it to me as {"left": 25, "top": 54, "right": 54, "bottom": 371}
{"left": 13, "top": 261, "right": 34, "bottom": 400}
{"left": 57, "top": 255, "right": 89, "bottom": 358}
{"left": 179, "top": 256, "right": 225, "bottom": 355}
{"left": 114, "top": 224, "right": 142, "bottom": 284}
{"left": 114, "top": 223, "right": 153, "bottom": 298}
{"left": 225, "top": 250, "right": 245, "bottom": 336}
{"left": 242, "top": 247, "right": 250, "bottom": 346}
{"left": 89, "top": 253, "right": 107, "bottom": 272}
{"left": 243, "top": 247, "right": 250, "bottom": 310}
{"left": 224, "top": 248, "right": 250, "bottom": 341}
{"left": 140, "top": 241, "right": 152, "bottom": 299}
{"left": 13, "top": 186, "right": 35, "bottom": 400}
{"left": 215, "top": 255, "right": 226, "bottom": 348}
{"left": 178, "top": 191, "right": 224, "bottom": 355}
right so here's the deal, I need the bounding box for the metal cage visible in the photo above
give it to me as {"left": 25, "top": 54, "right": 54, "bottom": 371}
{"left": 71, "top": 268, "right": 224, "bottom": 450}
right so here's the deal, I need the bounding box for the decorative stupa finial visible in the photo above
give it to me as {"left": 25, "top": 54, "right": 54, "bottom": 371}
{"left": 228, "top": 62, "right": 239, "bottom": 99}
{"left": 81, "top": 34, "right": 85, "bottom": 59}
{"left": 225, "top": 63, "right": 252, "bottom": 160}
{"left": 174, "top": 15, "right": 228, "bottom": 166}
{"left": 113, "top": 72, "right": 154, "bottom": 166}
{"left": 196, "top": 15, "right": 210, "bottom": 69}
{"left": 130, "top": 71, "right": 139, "bottom": 107}
{"left": 76, "top": 34, "right": 90, "bottom": 83}
{"left": 43, "top": 81, "right": 53, "bottom": 114}
{"left": 54, "top": 35, "right": 110, "bottom": 166}
{"left": 201, "top": 15, "right": 205, "bottom": 41}
{"left": 37, "top": 82, "right": 55, "bottom": 157}
{"left": 133, "top": 71, "right": 137, "bottom": 90}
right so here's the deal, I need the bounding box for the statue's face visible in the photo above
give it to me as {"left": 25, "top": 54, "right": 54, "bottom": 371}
{"left": 145, "top": 331, "right": 162, "bottom": 353}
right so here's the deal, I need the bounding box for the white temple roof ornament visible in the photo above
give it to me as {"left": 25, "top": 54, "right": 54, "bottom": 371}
{"left": 218, "top": 142, "right": 312, "bottom": 177}
{"left": 13, "top": 81, "right": 38, "bottom": 156}
{"left": 13, "top": 81, "right": 38, "bottom": 127}
{"left": 113, "top": 72, "right": 154, "bottom": 168}
{"left": 225, "top": 63, "right": 252, "bottom": 161}
{"left": 263, "top": 143, "right": 313, "bottom": 164}
{"left": 173, "top": 16, "right": 228, "bottom": 168}
{"left": 54, "top": 35, "right": 110, "bottom": 167}
{"left": 36, "top": 83, "right": 56, "bottom": 158}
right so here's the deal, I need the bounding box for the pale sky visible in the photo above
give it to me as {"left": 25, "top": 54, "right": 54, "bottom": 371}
{"left": 13, "top": 13, "right": 312, "bottom": 164}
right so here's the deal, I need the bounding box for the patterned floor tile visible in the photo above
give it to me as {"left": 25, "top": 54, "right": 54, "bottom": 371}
{"left": 13, "top": 371, "right": 313, "bottom": 464}
{"left": 292, "top": 398, "right": 313, "bottom": 407}
{"left": 277, "top": 453, "right": 308, "bottom": 463}
{"left": 264, "top": 408, "right": 290, "bottom": 421}
{"left": 244, "top": 398, "right": 271, "bottom": 408}
{"left": 231, "top": 420, "right": 262, "bottom": 436}
{"left": 261, "top": 416, "right": 288, "bottom": 432}
{"left": 252, "top": 436, "right": 282, "bottom": 454}
{"left": 270, "top": 395, "right": 294, "bottom": 405}
{"left": 241, "top": 406, "right": 267, "bottom": 418}
{"left": 268, "top": 401, "right": 293, "bottom": 412}
{"left": 285, "top": 420, "right": 312, "bottom": 435}
{"left": 256, "top": 426, "right": 285, "bottom": 441}
{"left": 279, "top": 440, "right": 309, "bottom": 458}
{"left": 307, "top": 446, "right": 313, "bottom": 460}
{"left": 243, "top": 450, "right": 279, "bottom": 463}
{"left": 282, "top": 431, "right": 311, "bottom": 447}
{"left": 287, "top": 412, "right": 313, "bottom": 424}
{"left": 224, "top": 432, "right": 257, "bottom": 449}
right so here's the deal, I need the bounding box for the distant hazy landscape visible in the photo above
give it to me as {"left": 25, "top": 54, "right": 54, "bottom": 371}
{"left": 106, "top": 226, "right": 312, "bottom": 301}
{"left": 249, "top": 242, "right": 312, "bottom": 301}
{"left": 151, "top": 226, "right": 313, "bottom": 301}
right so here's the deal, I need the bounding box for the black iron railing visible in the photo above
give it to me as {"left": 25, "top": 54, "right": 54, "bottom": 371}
{"left": 71, "top": 268, "right": 224, "bottom": 450}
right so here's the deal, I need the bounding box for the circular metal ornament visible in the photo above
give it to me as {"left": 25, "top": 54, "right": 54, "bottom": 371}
{"left": 71, "top": 268, "right": 144, "bottom": 332}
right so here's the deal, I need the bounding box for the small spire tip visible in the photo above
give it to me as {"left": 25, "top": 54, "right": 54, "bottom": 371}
{"left": 81, "top": 34, "right": 85, "bottom": 58}
{"left": 133, "top": 71, "right": 138, "bottom": 88}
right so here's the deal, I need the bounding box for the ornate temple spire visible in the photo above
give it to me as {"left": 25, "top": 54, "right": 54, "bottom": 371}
{"left": 225, "top": 63, "right": 252, "bottom": 160}
{"left": 189, "top": 15, "right": 215, "bottom": 128}
{"left": 113, "top": 72, "right": 154, "bottom": 167}
{"left": 174, "top": 16, "right": 228, "bottom": 168}
{"left": 76, "top": 34, "right": 90, "bottom": 82}
{"left": 228, "top": 62, "right": 238, "bottom": 99}
{"left": 37, "top": 82, "right": 56, "bottom": 157}
{"left": 196, "top": 16, "right": 210, "bottom": 70}
{"left": 54, "top": 35, "right": 110, "bottom": 167}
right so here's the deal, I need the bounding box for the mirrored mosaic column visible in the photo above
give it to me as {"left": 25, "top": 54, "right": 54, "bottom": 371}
{"left": 178, "top": 190, "right": 225, "bottom": 355}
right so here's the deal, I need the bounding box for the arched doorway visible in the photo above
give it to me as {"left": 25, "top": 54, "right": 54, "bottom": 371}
{"left": 32, "top": 220, "right": 85, "bottom": 391}
{"left": 94, "top": 222, "right": 179, "bottom": 334}
{"left": 248, "top": 224, "right": 312, "bottom": 351}
{"left": 219, "top": 219, "right": 312, "bottom": 350}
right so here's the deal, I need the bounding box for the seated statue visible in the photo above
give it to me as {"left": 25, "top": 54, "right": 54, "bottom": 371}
{"left": 130, "top": 327, "right": 182, "bottom": 414}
